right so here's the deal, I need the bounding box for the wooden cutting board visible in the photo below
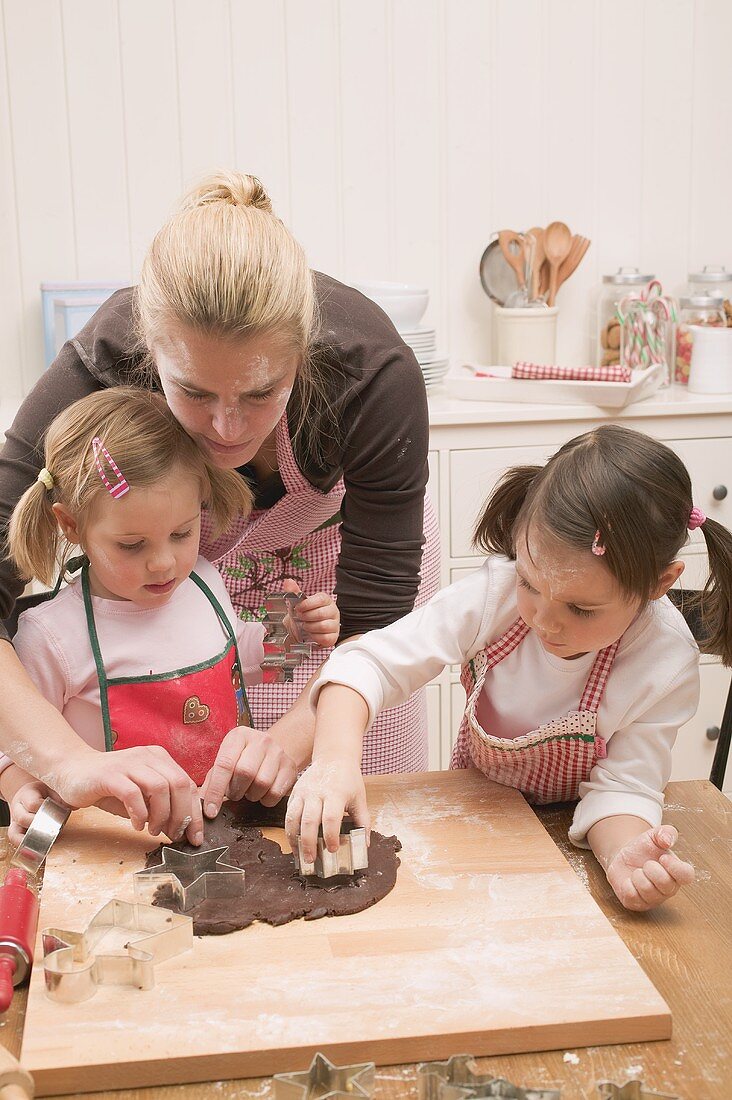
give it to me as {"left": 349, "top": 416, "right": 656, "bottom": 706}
{"left": 21, "top": 770, "right": 670, "bottom": 1095}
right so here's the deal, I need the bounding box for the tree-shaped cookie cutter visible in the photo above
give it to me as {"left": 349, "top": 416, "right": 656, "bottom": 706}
{"left": 133, "top": 845, "right": 246, "bottom": 911}
{"left": 42, "top": 899, "right": 193, "bottom": 1004}
{"left": 417, "top": 1054, "right": 562, "bottom": 1099}
{"left": 294, "top": 819, "right": 369, "bottom": 880}
{"left": 260, "top": 591, "right": 313, "bottom": 683}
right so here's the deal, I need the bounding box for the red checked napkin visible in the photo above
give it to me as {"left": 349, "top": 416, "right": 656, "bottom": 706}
{"left": 512, "top": 361, "right": 632, "bottom": 383}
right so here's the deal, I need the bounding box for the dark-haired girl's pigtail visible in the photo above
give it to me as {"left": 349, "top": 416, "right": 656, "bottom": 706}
{"left": 473, "top": 465, "right": 543, "bottom": 558}
{"left": 698, "top": 518, "right": 732, "bottom": 667}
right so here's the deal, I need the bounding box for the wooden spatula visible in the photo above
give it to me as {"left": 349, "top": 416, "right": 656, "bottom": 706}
{"left": 498, "top": 230, "right": 526, "bottom": 290}
{"left": 525, "top": 226, "right": 545, "bottom": 301}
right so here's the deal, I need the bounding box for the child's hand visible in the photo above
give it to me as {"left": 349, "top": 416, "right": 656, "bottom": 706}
{"left": 285, "top": 759, "right": 369, "bottom": 864}
{"left": 200, "top": 728, "right": 298, "bottom": 818}
{"left": 49, "top": 747, "right": 203, "bottom": 846}
{"left": 7, "top": 780, "right": 55, "bottom": 848}
{"left": 281, "top": 579, "right": 339, "bottom": 649}
{"left": 606, "top": 825, "right": 695, "bottom": 911}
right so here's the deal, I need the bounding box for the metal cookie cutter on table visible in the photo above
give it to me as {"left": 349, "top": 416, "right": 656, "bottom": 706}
{"left": 273, "top": 1051, "right": 375, "bottom": 1099}
{"left": 133, "top": 844, "right": 246, "bottom": 911}
{"left": 294, "top": 818, "right": 369, "bottom": 880}
{"left": 11, "top": 797, "right": 71, "bottom": 877}
{"left": 42, "top": 899, "right": 193, "bottom": 1003}
{"left": 596, "top": 1083, "right": 679, "bottom": 1100}
{"left": 418, "top": 1053, "right": 562, "bottom": 1099}
{"left": 260, "top": 590, "right": 313, "bottom": 683}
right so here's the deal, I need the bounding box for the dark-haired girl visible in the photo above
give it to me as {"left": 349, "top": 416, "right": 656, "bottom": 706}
{"left": 287, "top": 425, "right": 732, "bottom": 912}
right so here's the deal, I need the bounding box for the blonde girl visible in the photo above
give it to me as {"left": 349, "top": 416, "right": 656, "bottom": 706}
{"left": 3, "top": 388, "right": 338, "bottom": 847}
{"left": 288, "top": 425, "right": 732, "bottom": 912}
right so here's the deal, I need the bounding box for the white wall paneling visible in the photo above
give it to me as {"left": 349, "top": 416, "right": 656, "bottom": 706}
{"left": 2, "top": 0, "right": 731, "bottom": 398}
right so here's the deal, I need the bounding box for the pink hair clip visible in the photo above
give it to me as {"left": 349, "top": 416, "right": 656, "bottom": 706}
{"left": 92, "top": 437, "right": 129, "bottom": 499}
{"left": 591, "top": 530, "right": 606, "bottom": 556}
{"left": 688, "top": 506, "right": 706, "bottom": 531}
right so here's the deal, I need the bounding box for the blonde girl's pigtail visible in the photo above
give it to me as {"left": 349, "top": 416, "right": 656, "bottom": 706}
{"left": 697, "top": 516, "right": 732, "bottom": 667}
{"left": 7, "top": 472, "right": 62, "bottom": 588}
{"left": 204, "top": 464, "right": 254, "bottom": 538}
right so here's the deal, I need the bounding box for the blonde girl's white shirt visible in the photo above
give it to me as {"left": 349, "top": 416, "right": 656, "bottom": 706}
{"left": 5, "top": 557, "right": 266, "bottom": 762}
{"left": 312, "top": 556, "right": 701, "bottom": 846}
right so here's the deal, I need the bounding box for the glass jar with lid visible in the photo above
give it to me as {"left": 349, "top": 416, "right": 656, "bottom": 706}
{"left": 597, "top": 267, "right": 655, "bottom": 369}
{"left": 687, "top": 267, "right": 732, "bottom": 326}
{"left": 675, "top": 294, "right": 727, "bottom": 385}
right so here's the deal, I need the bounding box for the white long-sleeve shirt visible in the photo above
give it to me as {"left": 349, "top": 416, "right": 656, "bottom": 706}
{"left": 312, "top": 556, "right": 700, "bottom": 845}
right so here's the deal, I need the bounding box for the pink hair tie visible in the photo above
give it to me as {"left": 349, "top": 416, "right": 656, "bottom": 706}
{"left": 92, "top": 437, "right": 129, "bottom": 499}
{"left": 688, "top": 506, "right": 706, "bottom": 531}
{"left": 591, "top": 530, "right": 606, "bottom": 556}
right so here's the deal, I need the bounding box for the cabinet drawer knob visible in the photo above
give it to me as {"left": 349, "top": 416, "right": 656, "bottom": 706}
{"left": 706, "top": 725, "right": 720, "bottom": 741}
{"left": 712, "top": 484, "right": 728, "bottom": 501}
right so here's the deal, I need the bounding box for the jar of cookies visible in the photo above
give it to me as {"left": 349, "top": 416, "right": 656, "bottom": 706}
{"left": 597, "top": 268, "right": 655, "bottom": 369}
{"left": 675, "top": 294, "right": 726, "bottom": 385}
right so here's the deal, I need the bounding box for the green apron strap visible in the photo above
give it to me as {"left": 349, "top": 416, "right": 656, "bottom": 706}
{"left": 81, "top": 565, "right": 116, "bottom": 752}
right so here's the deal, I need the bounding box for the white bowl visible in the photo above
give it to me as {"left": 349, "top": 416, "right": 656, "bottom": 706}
{"left": 354, "top": 280, "right": 429, "bottom": 296}
{"left": 357, "top": 287, "right": 429, "bottom": 329}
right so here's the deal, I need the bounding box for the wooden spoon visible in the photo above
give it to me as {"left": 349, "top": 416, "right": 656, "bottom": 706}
{"left": 556, "top": 235, "right": 591, "bottom": 292}
{"left": 498, "top": 230, "right": 526, "bottom": 290}
{"left": 525, "top": 226, "right": 545, "bottom": 301}
{"left": 543, "top": 221, "right": 572, "bottom": 307}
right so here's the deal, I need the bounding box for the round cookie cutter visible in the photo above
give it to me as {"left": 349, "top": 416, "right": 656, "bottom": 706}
{"left": 11, "top": 798, "right": 71, "bottom": 877}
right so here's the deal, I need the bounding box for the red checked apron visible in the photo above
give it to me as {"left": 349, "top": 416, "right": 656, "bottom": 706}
{"left": 82, "top": 564, "right": 252, "bottom": 787}
{"left": 451, "top": 617, "right": 619, "bottom": 803}
{"left": 199, "top": 409, "right": 440, "bottom": 773}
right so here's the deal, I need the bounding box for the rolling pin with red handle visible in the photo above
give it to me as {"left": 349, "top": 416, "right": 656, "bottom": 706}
{"left": 0, "top": 869, "right": 39, "bottom": 1013}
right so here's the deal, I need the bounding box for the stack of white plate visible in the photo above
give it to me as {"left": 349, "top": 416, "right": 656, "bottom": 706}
{"left": 400, "top": 326, "right": 449, "bottom": 388}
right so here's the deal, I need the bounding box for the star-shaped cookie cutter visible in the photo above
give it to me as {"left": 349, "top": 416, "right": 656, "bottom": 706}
{"left": 273, "top": 1052, "right": 375, "bottom": 1099}
{"left": 596, "top": 1083, "right": 679, "bottom": 1100}
{"left": 417, "top": 1055, "right": 562, "bottom": 1100}
{"left": 294, "top": 818, "right": 369, "bottom": 879}
{"left": 133, "top": 845, "right": 246, "bottom": 911}
{"left": 260, "top": 591, "right": 313, "bottom": 683}
{"left": 42, "top": 899, "right": 193, "bottom": 1003}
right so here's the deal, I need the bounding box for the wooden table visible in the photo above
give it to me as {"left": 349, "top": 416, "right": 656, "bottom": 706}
{"left": 2, "top": 780, "right": 730, "bottom": 1099}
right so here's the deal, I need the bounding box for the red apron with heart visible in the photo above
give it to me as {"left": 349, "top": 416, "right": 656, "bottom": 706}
{"left": 82, "top": 565, "right": 252, "bottom": 786}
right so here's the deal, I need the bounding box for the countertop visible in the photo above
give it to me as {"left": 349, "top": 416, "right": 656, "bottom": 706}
{"left": 1, "top": 779, "right": 729, "bottom": 1099}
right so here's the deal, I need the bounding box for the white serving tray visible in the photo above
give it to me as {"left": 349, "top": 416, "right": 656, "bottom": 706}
{"left": 452, "top": 363, "right": 666, "bottom": 408}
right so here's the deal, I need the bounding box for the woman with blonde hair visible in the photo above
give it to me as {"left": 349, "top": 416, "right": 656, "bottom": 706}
{"left": 0, "top": 170, "right": 438, "bottom": 843}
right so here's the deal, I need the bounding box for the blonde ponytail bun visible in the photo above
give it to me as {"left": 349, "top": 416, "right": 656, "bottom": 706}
{"left": 180, "top": 170, "right": 272, "bottom": 213}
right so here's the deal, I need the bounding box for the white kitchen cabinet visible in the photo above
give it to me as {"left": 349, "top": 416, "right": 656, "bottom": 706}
{"left": 427, "top": 386, "right": 732, "bottom": 793}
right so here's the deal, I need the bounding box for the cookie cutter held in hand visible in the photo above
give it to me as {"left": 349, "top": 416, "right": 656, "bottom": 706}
{"left": 273, "top": 1051, "right": 375, "bottom": 1099}
{"left": 260, "top": 591, "right": 313, "bottom": 684}
{"left": 42, "top": 899, "right": 193, "bottom": 1003}
{"left": 133, "top": 845, "right": 246, "bottom": 911}
{"left": 11, "top": 798, "right": 70, "bottom": 877}
{"left": 294, "top": 819, "right": 369, "bottom": 880}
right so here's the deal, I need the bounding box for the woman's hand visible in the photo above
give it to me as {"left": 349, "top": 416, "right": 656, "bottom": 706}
{"left": 605, "top": 825, "right": 695, "bottom": 911}
{"left": 7, "top": 780, "right": 55, "bottom": 848}
{"left": 281, "top": 579, "right": 339, "bottom": 649}
{"left": 285, "top": 759, "right": 369, "bottom": 864}
{"left": 200, "top": 727, "right": 299, "bottom": 818}
{"left": 48, "top": 746, "right": 204, "bottom": 846}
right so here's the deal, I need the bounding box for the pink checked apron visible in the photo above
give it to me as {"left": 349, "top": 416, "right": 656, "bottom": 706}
{"left": 451, "top": 618, "right": 619, "bottom": 803}
{"left": 200, "top": 410, "right": 440, "bottom": 773}
{"left": 82, "top": 564, "right": 252, "bottom": 787}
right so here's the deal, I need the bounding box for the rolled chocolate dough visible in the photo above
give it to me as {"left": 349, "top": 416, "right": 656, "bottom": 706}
{"left": 145, "top": 798, "right": 401, "bottom": 936}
